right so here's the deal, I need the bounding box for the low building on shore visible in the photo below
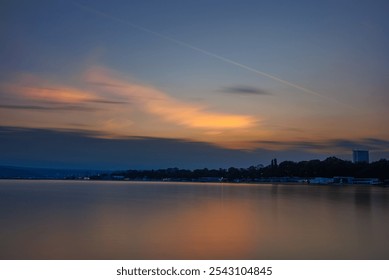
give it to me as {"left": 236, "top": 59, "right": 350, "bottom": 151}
{"left": 309, "top": 177, "right": 334, "bottom": 184}
{"left": 353, "top": 178, "right": 381, "bottom": 185}
{"left": 333, "top": 176, "right": 354, "bottom": 184}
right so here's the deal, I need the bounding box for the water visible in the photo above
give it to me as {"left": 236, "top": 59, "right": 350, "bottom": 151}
{"left": 0, "top": 180, "right": 388, "bottom": 259}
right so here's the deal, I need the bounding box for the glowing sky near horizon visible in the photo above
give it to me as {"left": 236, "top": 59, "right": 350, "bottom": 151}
{"left": 1, "top": 0, "right": 388, "bottom": 160}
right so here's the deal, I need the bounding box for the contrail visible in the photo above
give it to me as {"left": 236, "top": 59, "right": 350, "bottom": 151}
{"left": 74, "top": 2, "right": 340, "bottom": 104}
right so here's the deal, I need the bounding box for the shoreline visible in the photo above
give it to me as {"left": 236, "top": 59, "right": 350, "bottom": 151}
{"left": 0, "top": 178, "right": 387, "bottom": 187}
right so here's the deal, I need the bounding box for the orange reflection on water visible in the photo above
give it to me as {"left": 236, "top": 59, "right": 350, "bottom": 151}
{"left": 81, "top": 195, "right": 263, "bottom": 259}
{"left": 142, "top": 200, "right": 259, "bottom": 259}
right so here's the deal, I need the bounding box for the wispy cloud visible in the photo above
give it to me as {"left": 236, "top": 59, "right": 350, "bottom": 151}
{"left": 220, "top": 86, "right": 271, "bottom": 96}
{"left": 0, "top": 104, "right": 98, "bottom": 111}
{"left": 252, "top": 138, "right": 389, "bottom": 152}
{"left": 1, "top": 126, "right": 387, "bottom": 169}
{"left": 86, "top": 99, "right": 128, "bottom": 105}
{"left": 8, "top": 85, "right": 96, "bottom": 103}
{"left": 0, "top": 67, "right": 261, "bottom": 144}
{"left": 1, "top": 84, "right": 126, "bottom": 106}
{"left": 86, "top": 67, "right": 258, "bottom": 129}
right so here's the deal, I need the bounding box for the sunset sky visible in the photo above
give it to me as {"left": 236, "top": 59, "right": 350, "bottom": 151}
{"left": 1, "top": 0, "right": 388, "bottom": 169}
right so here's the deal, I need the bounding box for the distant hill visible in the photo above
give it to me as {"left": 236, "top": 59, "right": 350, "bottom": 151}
{"left": 0, "top": 165, "right": 104, "bottom": 179}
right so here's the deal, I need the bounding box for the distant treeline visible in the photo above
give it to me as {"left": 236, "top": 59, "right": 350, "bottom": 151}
{"left": 93, "top": 157, "right": 389, "bottom": 181}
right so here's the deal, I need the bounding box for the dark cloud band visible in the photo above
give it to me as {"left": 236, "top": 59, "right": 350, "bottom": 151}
{"left": 221, "top": 86, "right": 271, "bottom": 95}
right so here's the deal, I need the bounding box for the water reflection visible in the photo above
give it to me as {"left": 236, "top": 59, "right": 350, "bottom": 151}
{"left": 0, "top": 180, "right": 388, "bottom": 259}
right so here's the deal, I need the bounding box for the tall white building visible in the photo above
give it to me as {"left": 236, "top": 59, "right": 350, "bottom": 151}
{"left": 353, "top": 150, "right": 369, "bottom": 163}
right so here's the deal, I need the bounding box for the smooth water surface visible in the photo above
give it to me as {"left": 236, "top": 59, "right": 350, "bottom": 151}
{"left": 0, "top": 180, "right": 388, "bottom": 259}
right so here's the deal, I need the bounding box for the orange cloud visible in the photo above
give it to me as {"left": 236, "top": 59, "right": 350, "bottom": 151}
{"left": 0, "top": 67, "right": 263, "bottom": 149}
{"left": 1, "top": 75, "right": 96, "bottom": 104}
{"left": 20, "top": 86, "right": 95, "bottom": 103}
{"left": 86, "top": 66, "right": 258, "bottom": 130}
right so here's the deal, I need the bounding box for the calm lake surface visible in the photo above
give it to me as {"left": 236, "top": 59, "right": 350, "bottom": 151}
{"left": 0, "top": 180, "right": 388, "bottom": 259}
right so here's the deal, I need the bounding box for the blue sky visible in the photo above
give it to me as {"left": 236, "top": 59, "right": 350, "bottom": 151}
{"left": 1, "top": 0, "right": 388, "bottom": 169}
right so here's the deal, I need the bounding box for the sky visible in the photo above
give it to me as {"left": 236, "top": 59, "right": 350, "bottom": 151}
{"left": 1, "top": 0, "right": 388, "bottom": 169}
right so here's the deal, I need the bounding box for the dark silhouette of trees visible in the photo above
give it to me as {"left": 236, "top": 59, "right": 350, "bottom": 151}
{"left": 93, "top": 157, "right": 389, "bottom": 181}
